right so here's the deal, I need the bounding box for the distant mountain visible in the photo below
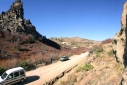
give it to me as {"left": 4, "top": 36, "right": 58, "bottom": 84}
{"left": 50, "top": 37, "right": 100, "bottom": 48}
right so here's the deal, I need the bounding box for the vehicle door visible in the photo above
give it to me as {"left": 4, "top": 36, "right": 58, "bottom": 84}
{"left": 4, "top": 73, "right": 14, "bottom": 85}
{"left": 20, "top": 70, "right": 25, "bottom": 78}
{"left": 13, "top": 71, "right": 20, "bottom": 83}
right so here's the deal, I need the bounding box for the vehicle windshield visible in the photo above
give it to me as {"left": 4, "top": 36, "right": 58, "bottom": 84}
{"left": 1, "top": 72, "right": 8, "bottom": 80}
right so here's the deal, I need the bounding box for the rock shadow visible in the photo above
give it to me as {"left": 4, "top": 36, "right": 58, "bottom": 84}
{"left": 123, "top": 15, "right": 127, "bottom": 68}
{"left": 43, "top": 38, "right": 61, "bottom": 50}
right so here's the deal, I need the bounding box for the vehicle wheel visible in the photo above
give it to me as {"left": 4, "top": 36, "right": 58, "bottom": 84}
{"left": 20, "top": 78, "right": 24, "bottom": 83}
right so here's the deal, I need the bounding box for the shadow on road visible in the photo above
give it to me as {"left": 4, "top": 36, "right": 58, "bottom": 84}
{"left": 14, "top": 75, "right": 40, "bottom": 85}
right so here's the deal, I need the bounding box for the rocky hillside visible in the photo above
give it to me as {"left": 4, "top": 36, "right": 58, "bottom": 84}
{"left": 54, "top": 43, "right": 123, "bottom": 85}
{"left": 112, "top": 1, "right": 127, "bottom": 85}
{"left": 50, "top": 37, "right": 100, "bottom": 48}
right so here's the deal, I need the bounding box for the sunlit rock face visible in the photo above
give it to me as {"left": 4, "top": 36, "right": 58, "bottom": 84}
{"left": 113, "top": 2, "right": 127, "bottom": 85}
{"left": 112, "top": 2, "right": 127, "bottom": 64}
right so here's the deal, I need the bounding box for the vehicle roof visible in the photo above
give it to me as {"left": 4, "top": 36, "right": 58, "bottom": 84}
{"left": 6, "top": 67, "right": 24, "bottom": 74}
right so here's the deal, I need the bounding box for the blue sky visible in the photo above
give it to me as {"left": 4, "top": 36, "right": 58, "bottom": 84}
{"left": 0, "top": 0, "right": 126, "bottom": 40}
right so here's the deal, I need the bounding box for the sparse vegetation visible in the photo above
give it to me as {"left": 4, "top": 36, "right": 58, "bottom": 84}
{"left": 93, "top": 45, "right": 103, "bottom": 57}
{"left": 114, "top": 63, "right": 124, "bottom": 72}
{"left": 18, "top": 61, "right": 29, "bottom": 70}
{"left": 108, "top": 50, "right": 114, "bottom": 57}
{"left": 18, "top": 60, "right": 35, "bottom": 70}
{"left": 0, "top": 66, "right": 5, "bottom": 75}
{"left": 76, "top": 64, "right": 94, "bottom": 72}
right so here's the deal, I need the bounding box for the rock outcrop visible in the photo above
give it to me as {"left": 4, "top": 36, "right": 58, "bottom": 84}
{"left": 113, "top": 2, "right": 127, "bottom": 85}
{"left": 0, "top": 0, "right": 41, "bottom": 39}
{"left": 0, "top": 0, "right": 61, "bottom": 49}
{"left": 112, "top": 2, "right": 127, "bottom": 64}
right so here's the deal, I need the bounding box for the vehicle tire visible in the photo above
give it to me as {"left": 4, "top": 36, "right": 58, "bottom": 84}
{"left": 20, "top": 78, "right": 24, "bottom": 83}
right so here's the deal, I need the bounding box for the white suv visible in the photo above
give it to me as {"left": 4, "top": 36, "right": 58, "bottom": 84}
{"left": 0, "top": 67, "right": 26, "bottom": 85}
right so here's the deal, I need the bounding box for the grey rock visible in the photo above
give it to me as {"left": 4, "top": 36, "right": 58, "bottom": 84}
{"left": 0, "top": 0, "right": 41, "bottom": 39}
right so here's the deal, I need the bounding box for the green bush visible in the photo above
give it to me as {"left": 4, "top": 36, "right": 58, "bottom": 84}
{"left": 76, "top": 64, "right": 94, "bottom": 72}
{"left": 93, "top": 46, "right": 103, "bottom": 57}
{"left": 18, "top": 61, "right": 35, "bottom": 70}
{"left": 95, "top": 47, "right": 103, "bottom": 52}
{"left": 0, "top": 66, "right": 5, "bottom": 75}
{"left": 94, "top": 52, "right": 100, "bottom": 57}
{"left": 18, "top": 61, "right": 29, "bottom": 70}
{"left": 83, "top": 64, "right": 94, "bottom": 71}
{"left": 108, "top": 50, "right": 114, "bottom": 57}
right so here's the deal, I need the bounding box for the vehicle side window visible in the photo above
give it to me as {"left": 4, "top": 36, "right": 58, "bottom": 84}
{"left": 20, "top": 70, "right": 25, "bottom": 75}
{"left": 7, "top": 73, "right": 13, "bottom": 80}
{"left": 14, "top": 72, "right": 19, "bottom": 77}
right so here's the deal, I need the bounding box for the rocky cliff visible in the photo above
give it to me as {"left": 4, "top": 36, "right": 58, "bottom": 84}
{"left": 112, "top": 2, "right": 127, "bottom": 64}
{"left": 0, "top": 0, "right": 41, "bottom": 39}
{"left": 112, "top": 2, "right": 127, "bottom": 85}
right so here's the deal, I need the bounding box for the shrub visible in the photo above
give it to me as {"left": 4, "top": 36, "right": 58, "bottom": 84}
{"left": 93, "top": 45, "right": 103, "bottom": 57}
{"left": 18, "top": 61, "right": 29, "bottom": 70}
{"left": 20, "top": 34, "right": 35, "bottom": 44}
{"left": 108, "top": 50, "right": 114, "bottom": 57}
{"left": 76, "top": 64, "right": 94, "bottom": 72}
{"left": 0, "top": 66, "right": 5, "bottom": 75}
{"left": 18, "top": 60, "right": 35, "bottom": 71}
{"left": 94, "top": 52, "right": 100, "bottom": 57}
{"left": 114, "top": 63, "right": 124, "bottom": 72}
{"left": 83, "top": 64, "right": 94, "bottom": 71}
{"left": 95, "top": 47, "right": 103, "bottom": 53}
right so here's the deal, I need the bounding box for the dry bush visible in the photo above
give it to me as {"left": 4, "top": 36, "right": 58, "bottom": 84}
{"left": 0, "top": 29, "right": 10, "bottom": 38}
{"left": 42, "top": 56, "right": 50, "bottom": 65}
{"left": 0, "top": 58, "right": 19, "bottom": 69}
{"left": 20, "top": 34, "right": 35, "bottom": 44}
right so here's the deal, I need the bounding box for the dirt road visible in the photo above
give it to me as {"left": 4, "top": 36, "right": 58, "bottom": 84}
{"left": 20, "top": 52, "right": 89, "bottom": 85}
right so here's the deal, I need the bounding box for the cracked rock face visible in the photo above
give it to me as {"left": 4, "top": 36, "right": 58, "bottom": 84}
{"left": 0, "top": 0, "right": 41, "bottom": 39}
{"left": 112, "top": 2, "right": 127, "bottom": 64}
{"left": 113, "top": 2, "right": 127, "bottom": 85}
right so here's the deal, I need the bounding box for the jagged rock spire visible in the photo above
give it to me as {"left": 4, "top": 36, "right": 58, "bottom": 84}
{"left": 0, "top": 0, "right": 41, "bottom": 39}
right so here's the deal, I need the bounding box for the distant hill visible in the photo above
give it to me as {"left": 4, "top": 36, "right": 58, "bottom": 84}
{"left": 50, "top": 37, "right": 100, "bottom": 48}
